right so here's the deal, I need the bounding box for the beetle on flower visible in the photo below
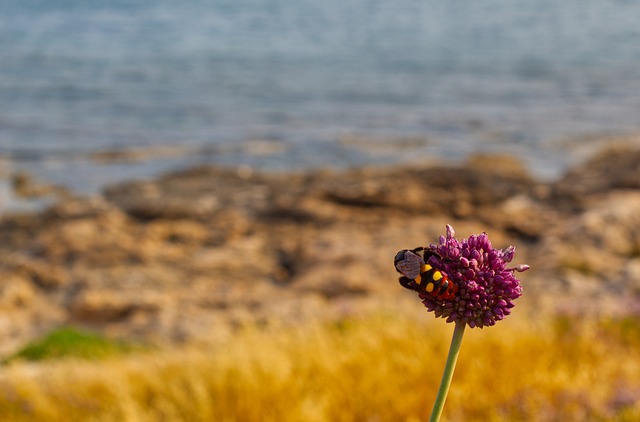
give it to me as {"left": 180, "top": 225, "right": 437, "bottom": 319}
{"left": 395, "top": 225, "right": 528, "bottom": 328}
{"left": 394, "top": 224, "right": 529, "bottom": 421}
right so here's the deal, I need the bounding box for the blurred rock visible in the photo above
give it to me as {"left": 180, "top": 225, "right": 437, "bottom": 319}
{"left": 70, "top": 289, "right": 166, "bottom": 323}
{"left": 567, "top": 191, "right": 640, "bottom": 258}
{"left": 551, "top": 145, "right": 640, "bottom": 210}
{"left": 0, "top": 274, "right": 35, "bottom": 309}
{"left": 11, "top": 171, "right": 70, "bottom": 199}
{"left": 0, "top": 143, "right": 639, "bottom": 354}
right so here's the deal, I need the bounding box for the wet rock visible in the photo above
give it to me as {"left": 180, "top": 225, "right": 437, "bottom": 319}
{"left": 42, "top": 197, "right": 118, "bottom": 220}
{"left": 565, "top": 191, "right": 640, "bottom": 258}
{"left": 551, "top": 145, "right": 640, "bottom": 210}
{"left": 464, "top": 153, "right": 531, "bottom": 179}
{"left": 90, "top": 145, "right": 192, "bottom": 164}
{"left": 103, "top": 166, "right": 278, "bottom": 220}
{"left": 477, "top": 194, "right": 560, "bottom": 241}
{"left": 104, "top": 180, "right": 220, "bottom": 220}
{"left": 319, "top": 154, "right": 535, "bottom": 217}
{"left": 11, "top": 171, "right": 69, "bottom": 199}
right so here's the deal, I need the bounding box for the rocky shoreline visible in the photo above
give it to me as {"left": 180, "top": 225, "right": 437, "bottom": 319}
{"left": 0, "top": 144, "right": 639, "bottom": 355}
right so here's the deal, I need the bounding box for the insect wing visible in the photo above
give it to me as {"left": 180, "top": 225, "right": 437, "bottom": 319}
{"left": 394, "top": 250, "right": 425, "bottom": 280}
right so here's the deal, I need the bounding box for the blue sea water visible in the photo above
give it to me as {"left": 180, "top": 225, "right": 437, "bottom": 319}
{"left": 2, "top": 0, "right": 640, "bottom": 193}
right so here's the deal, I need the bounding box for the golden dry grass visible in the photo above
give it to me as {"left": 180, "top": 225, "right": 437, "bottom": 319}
{"left": 0, "top": 310, "right": 639, "bottom": 421}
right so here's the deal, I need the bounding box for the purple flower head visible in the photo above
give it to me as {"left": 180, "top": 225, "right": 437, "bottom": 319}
{"left": 400, "top": 225, "right": 528, "bottom": 328}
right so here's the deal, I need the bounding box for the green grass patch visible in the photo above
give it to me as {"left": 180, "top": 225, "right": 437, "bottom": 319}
{"left": 5, "top": 327, "right": 140, "bottom": 363}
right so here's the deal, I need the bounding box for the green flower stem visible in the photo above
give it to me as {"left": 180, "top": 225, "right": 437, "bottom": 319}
{"left": 429, "top": 321, "right": 466, "bottom": 422}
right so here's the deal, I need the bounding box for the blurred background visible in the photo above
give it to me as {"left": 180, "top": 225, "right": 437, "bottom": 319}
{"left": 2, "top": 0, "right": 640, "bottom": 193}
{"left": 1, "top": 0, "right": 640, "bottom": 420}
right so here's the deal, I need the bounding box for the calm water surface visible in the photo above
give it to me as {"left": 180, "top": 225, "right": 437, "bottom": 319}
{"left": 2, "top": 0, "right": 640, "bottom": 192}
